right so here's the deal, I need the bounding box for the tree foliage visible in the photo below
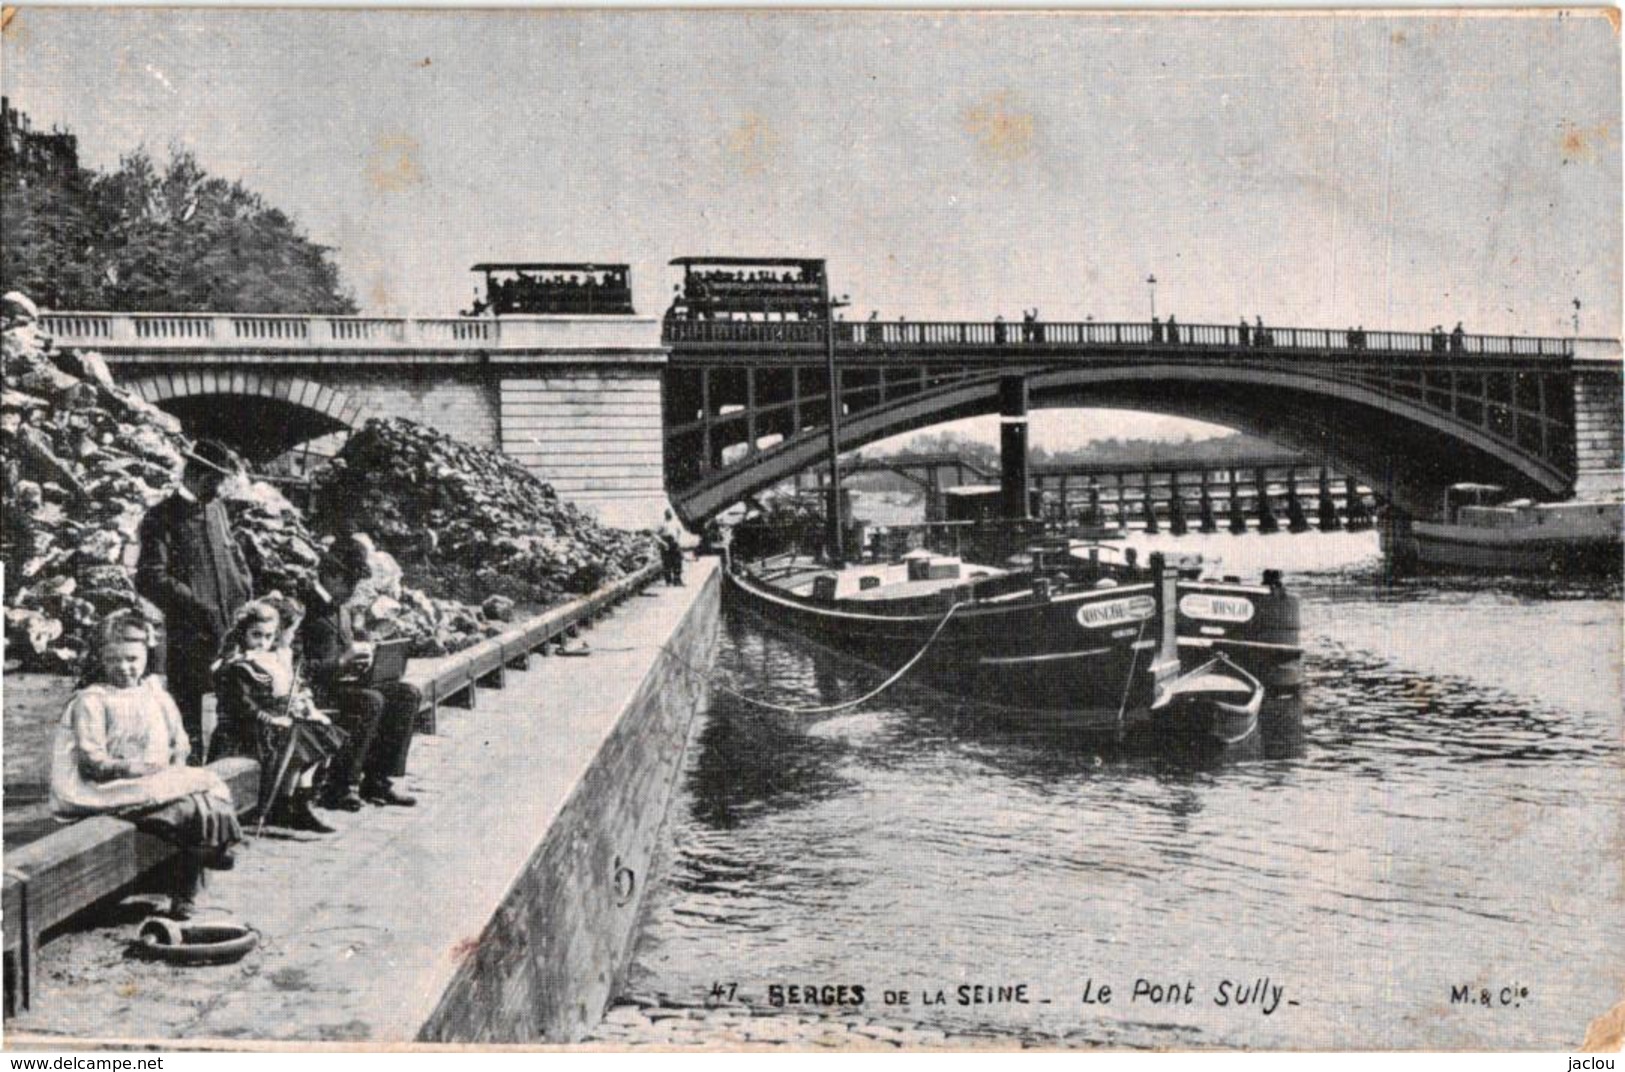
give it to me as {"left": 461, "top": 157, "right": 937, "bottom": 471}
{"left": 2, "top": 146, "right": 356, "bottom": 314}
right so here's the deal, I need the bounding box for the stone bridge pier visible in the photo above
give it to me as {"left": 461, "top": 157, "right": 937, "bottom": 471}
{"left": 1572, "top": 346, "right": 1623, "bottom": 501}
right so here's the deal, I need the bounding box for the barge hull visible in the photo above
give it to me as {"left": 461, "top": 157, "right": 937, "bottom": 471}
{"left": 723, "top": 566, "right": 1302, "bottom": 729}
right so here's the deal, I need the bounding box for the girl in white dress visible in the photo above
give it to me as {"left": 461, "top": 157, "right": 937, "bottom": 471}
{"left": 50, "top": 610, "right": 242, "bottom": 919}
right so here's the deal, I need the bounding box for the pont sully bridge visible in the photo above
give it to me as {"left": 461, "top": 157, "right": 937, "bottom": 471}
{"left": 36, "top": 309, "right": 1624, "bottom": 531}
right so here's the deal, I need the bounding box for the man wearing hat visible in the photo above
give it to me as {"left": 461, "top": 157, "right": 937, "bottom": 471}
{"left": 136, "top": 439, "right": 255, "bottom": 764}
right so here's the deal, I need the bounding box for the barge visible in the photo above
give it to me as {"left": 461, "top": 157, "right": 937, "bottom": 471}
{"left": 724, "top": 542, "right": 1300, "bottom": 741}
{"left": 1384, "top": 484, "right": 1623, "bottom": 575}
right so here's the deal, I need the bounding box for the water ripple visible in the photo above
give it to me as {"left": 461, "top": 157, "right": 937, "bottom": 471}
{"left": 622, "top": 567, "right": 1623, "bottom": 1049}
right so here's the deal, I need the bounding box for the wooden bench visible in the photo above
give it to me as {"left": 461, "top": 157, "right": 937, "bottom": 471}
{"left": 2, "top": 757, "right": 259, "bottom": 1017}
{"left": 411, "top": 563, "right": 660, "bottom": 733}
{"left": 3, "top": 871, "right": 28, "bottom": 1017}
{"left": 1, "top": 566, "right": 665, "bottom": 1015}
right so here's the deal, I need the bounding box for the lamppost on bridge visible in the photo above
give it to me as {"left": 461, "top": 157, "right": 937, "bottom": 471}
{"left": 1146, "top": 275, "right": 1158, "bottom": 321}
{"left": 822, "top": 281, "right": 852, "bottom": 567}
{"left": 1573, "top": 298, "right": 1582, "bottom": 339}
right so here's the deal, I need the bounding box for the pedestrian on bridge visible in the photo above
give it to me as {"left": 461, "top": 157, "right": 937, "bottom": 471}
{"left": 1451, "top": 322, "right": 1466, "bottom": 353}
{"left": 136, "top": 439, "right": 254, "bottom": 766}
{"left": 1237, "top": 317, "right": 1251, "bottom": 346}
{"left": 1166, "top": 315, "right": 1180, "bottom": 344}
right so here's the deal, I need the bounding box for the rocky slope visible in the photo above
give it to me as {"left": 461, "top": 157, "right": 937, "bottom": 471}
{"left": 3, "top": 297, "right": 655, "bottom": 671}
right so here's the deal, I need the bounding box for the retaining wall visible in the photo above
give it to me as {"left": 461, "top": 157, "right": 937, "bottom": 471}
{"left": 417, "top": 564, "right": 720, "bottom": 1042}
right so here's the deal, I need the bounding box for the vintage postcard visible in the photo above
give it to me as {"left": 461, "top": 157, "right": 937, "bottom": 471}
{"left": 1, "top": 7, "right": 1621, "bottom": 1054}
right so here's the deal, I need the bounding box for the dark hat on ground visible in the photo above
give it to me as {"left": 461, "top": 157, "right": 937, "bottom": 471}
{"left": 185, "top": 439, "right": 243, "bottom": 477}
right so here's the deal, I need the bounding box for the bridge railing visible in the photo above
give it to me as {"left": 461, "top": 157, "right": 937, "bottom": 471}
{"left": 36, "top": 310, "right": 1575, "bottom": 360}
{"left": 662, "top": 317, "right": 1574, "bottom": 358}
{"left": 35, "top": 312, "right": 662, "bottom": 353}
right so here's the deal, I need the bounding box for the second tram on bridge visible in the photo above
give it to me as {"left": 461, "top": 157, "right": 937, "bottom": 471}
{"left": 466, "top": 263, "right": 635, "bottom": 316}
{"left": 666, "top": 256, "right": 828, "bottom": 320}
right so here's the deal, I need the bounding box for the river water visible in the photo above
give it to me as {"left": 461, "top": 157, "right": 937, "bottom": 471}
{"left": 610, "top": 529, "right": 1623, "bottom": 1050}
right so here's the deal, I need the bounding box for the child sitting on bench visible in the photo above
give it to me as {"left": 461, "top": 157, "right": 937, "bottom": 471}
{"left": 49, "top": 610, "right": 242, "bottom": 920}
{"left": 213, "top": 596, "right": 345, "bottom": 834}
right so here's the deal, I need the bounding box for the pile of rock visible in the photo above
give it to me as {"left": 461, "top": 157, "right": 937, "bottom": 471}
{"left": 3, "top": 296, "right": 191, "bottom": 671}
{"left": 1, "top": 295, "right": 499, "bottom": 670}
{"left": 314, "top": 417, "right": 658, "bottom": 604}
{"left": 221, "top": 480, "right": 498, "bottom": 658}
{"left": 222, "top": 478, "right": 323, "bottom": 598}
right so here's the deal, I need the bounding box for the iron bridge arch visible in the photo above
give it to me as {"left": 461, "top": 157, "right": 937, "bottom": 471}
{"left": 663, "top": 348, "right": 1576, "bottom": 524}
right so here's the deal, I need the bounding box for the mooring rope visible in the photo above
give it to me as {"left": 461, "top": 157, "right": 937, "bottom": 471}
{"left": 659, "top": 600, "right": 964, "bottom": 715}
{"left": 1113, "top": 615, "right": 1150, "bottom": 735}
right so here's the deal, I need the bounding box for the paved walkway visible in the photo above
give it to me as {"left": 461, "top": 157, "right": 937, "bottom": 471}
{"left": 7, "top": 561, "right": 715, "bottom": 1046}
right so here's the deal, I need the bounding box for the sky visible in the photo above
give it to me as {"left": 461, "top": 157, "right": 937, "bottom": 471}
{"left": 3, "top": 10, "right": 1619, "bottom": 448}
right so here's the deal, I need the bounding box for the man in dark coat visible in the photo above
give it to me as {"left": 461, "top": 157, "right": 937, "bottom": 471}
{"left": 135, "top": 439, "right": 253, "bottom": 764}
{"left": 301, "top": 543, "right": 420, "bottom": 811}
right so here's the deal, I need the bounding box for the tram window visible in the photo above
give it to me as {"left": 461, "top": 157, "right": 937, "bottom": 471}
{"left": 466, "top": 263, "right": 635, "bottom": 317}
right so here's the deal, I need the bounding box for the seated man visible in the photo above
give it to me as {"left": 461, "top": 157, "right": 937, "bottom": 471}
{"left": 301, "top": 543, "right": 420, "bottom": 810}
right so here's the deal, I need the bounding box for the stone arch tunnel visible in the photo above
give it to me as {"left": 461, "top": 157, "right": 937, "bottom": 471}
{"left": 122, "top": 370, "right": 369, "bottom": 464}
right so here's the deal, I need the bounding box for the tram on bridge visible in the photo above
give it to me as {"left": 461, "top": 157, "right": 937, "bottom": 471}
{"left": 467, "top": 263, "right": 635, "bottom": 316}
{"left": 666, "top": 256, "right": 828, "bottom": 321}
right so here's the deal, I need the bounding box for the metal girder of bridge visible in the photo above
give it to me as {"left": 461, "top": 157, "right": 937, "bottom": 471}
{"left": 662, "top": 319, "right": 1584, "bottom": 524}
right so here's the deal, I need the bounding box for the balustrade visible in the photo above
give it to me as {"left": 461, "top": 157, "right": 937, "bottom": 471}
{"left": 231, "top": 316, "right": 309, "bottom": 341}
{"left": 38, "top": 314, "right": 112, "bottom": 341}
{"left": 133, "top": 315, "right": 216, "bottom": 341}
{"left": 416, "top": 318, "right": 496, "bottom": 344}
{"left": 30, "top": 309, "right": 1575, "bottom": 362}
{"left": 665, "top": 316, "right": 1572, "bottom": 360}
{"left": 327, "top": 318, "right": 407, "bottom": 343}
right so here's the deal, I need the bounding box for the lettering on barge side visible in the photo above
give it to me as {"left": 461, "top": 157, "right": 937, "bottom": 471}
{"left": 1075, "top": 595, "right": 1157, "bottom": 629}
{"left": 1178, "top": 593, "right": 1256, "bottom": 623}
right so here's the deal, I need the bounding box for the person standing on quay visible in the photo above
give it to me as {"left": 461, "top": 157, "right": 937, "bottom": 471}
{"left": 660, "top": 509, "right": 686, "bottom": 586}
{"left": 136, "top": 439, "right": 254, "bottom": 765}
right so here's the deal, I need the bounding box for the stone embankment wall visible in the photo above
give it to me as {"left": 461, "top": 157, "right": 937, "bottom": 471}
{"left": 418, "top": 566, "right": 720, "bottom": 1043}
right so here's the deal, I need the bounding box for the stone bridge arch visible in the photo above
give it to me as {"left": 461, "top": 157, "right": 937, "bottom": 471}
{"left": 124, "top": 370, "right": 372, "bottom": 463}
